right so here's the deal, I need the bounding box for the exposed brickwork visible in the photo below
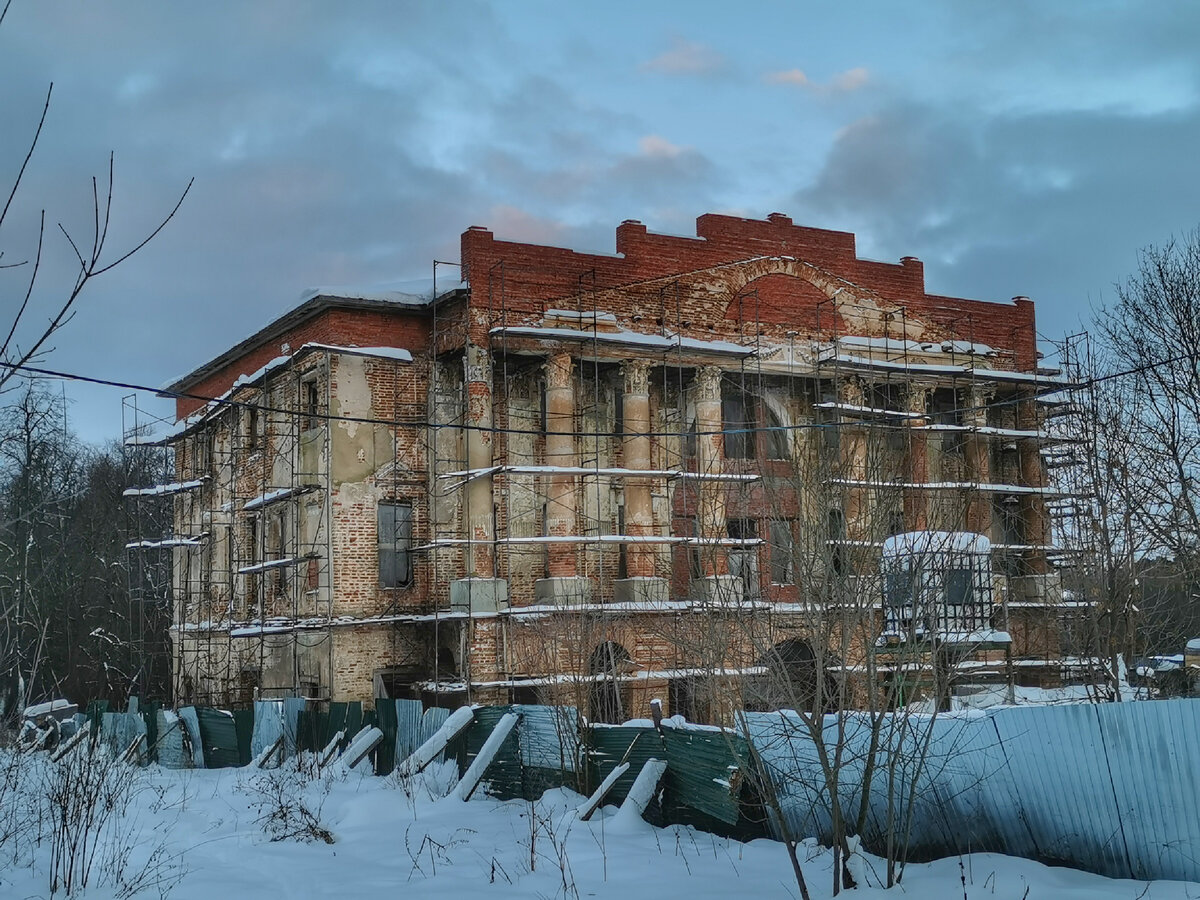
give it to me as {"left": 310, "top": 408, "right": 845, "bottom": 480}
{"left": 167, "top": 211, "right": 1065, "bottom": 714}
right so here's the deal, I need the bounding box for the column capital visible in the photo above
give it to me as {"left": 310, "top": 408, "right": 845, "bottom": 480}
{"left": 694, "top": 365, "right": 723, "bottom": 400}
{"left": 905, "top": 382, "right": 933, "bottom": 415}
{"left": 622, "top": 359, "right": 651, "bottom": 395}
{"left": 838, "top": 375, "right": 867, "bottom": 408}
{"left": 544, "top": 352, "right": 574, "bottom": 389}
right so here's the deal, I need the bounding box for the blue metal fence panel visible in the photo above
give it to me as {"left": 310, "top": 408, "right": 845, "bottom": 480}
{"left": 745, "top": 701, "right": 1200, "bottom": 883}
{"left": 396, "top": 699, "right": 425, "bottom": 763}
{"left": 514, "top": 704, "right": 579, "bottom": 772}
{"left": 1095, "top": 698, "right": 1200, "bottom": 882}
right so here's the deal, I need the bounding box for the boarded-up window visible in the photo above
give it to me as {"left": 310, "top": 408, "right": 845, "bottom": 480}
{"left": 378, "top": 501, "right": 413, "bottom": 587}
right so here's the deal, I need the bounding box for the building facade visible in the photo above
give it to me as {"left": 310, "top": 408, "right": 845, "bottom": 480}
{"left": 145, "top": 213, "right": 1083, "bottom": 721}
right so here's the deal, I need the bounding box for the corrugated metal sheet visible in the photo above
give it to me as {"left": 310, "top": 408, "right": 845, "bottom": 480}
{"left": 745, "top": 701, "right": 1200, "bottom": 883}
{"left": 1097, "top": 699, "right": 1200, "bottom": 881}
{"left": 396, "top": 699, "right": 424, "bottom": 762}
{"left": 177, "top": 706, "right": 205, "bottom": 768}
{"left": 587, "top": 726, "right": 662, "bottom": 805}
{"left": 417, "top": 706, "right": 451, "bottom": 765}
{"left": 195, "top": 707, "right": 240, "bottom": 768}
{"left": 154, "top": 709, "right": 186, "bottom": 769}
{"left": 251, "top": 700, "right": 285, "bottom": 759}
{"left": 513, "top": 704, "right": 579, "bottom": 772}
{"left": 464, "top": 705, "right": 524, "bottom": 798}
{"left": 661, "top": 726, "right": 748, "bottom": 826}
{"left": 374, "top": 701, "right": 398, "bottom": 775}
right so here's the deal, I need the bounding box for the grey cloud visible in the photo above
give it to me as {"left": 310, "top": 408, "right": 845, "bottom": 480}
{"left": 796, "top": 101, "right": 1200, "bottom": 335}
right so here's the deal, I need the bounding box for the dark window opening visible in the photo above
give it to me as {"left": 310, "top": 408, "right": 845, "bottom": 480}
{"left": 510, "top": 684, "right": 542, "bottom": 705}
{"left": 769, "top": 520, "right": 795, "bottom": 585}
{"left": 245, "top": 405, "right": 260, "bottom": 450}
{"left": 617, "top": 503, "right": 628, "bottom": 579}
{"left": 588, "top": 642, "right": 632, "bottom": 725}
{"left": 827, "top": 508, "right": 846, "bottom": 576}
{"left": 378, "top": 500, "right": 413, "bottom": 588}
{"left": 945, "top": 568, "right": 974, "bottom": 607}
{"left": 669, "top": 677, "right": 711, "bottom": 724}
{"left": 722, "top": 393, "right": 752, "bottom": 459}
{"left": 303, "top": 378, "right": 321, "bottom": 431}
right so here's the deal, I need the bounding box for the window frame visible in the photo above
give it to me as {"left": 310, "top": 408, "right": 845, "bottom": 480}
{"left": 378, "top": 500, "right": 414, "bottom": 588}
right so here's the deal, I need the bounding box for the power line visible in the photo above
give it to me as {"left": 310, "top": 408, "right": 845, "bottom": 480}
{"left": 0, "top": 352, "right": 1097, "bottom": 442}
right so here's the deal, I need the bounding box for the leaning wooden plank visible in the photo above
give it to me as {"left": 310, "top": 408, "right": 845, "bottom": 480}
{"left": 121, "top": 733, "right": 146, "bottom": 765}
{"left": 318, "top": 729, "right": 346, "bottom": 768}
{"left": 395, "top": 706, "right": 475, "bottom": 778}
{"left": 614, "top": 758, "right": 668, "bottom": 826}
{"left": 453, "top": 711, "right": 519, "bottom": 802}
{"left": 576, "top": 761, "right": 630, "bottom": 821}
{"left": 49, "top": 721, "right": 91, "bottom": 762}
{"left": 340, "top": 726, "right": 384, "bottom": 772}
{"left": 250, "top": 734, "right": 284, "bottom": 769}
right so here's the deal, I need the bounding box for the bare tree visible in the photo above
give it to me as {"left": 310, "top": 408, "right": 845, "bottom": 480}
{"left": 0, "top": 2, "right": 192, "bottom": 393}
{"left": 1084, "top": 230, "right": 1200, "bottom": 689}
{"left": 0, "top": 0, "right": 190, "bottom": 719}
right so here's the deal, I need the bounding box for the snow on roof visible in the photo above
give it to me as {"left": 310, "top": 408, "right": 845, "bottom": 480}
{"left": 301, "top": 343, "right": 414, "bottom": 363}
{"left": 882, "top": 531, "right": 992, "bottom": 557}
{"left": 297, "top": 276, "right": 462, "bottom": 307}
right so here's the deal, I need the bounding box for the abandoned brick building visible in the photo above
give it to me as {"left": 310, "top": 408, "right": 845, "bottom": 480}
{"left": 137, "top": 212, "right": 1087, "bottom": 721}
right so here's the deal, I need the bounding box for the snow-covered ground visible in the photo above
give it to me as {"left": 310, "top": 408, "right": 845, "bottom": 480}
{"left": 1, "top": 753, "right": 1197, "bottom": 899}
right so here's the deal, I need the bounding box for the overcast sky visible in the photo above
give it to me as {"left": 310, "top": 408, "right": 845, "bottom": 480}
{"left": 2, "top": 1, "right": 1198, "bottom": 442}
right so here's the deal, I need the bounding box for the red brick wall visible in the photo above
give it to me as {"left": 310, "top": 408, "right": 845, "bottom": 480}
{"left": 176, "top": 308, "right": 431, "bottom": 419}
{"left": 461, "top": 212, "right": 1038, "bottom": 368}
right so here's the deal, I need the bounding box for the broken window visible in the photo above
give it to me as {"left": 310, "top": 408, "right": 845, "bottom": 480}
{"left": 378, "top": 500, "right": 413, "bottom": 588}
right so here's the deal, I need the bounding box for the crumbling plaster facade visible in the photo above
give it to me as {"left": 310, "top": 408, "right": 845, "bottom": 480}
{"left": 162, "top": 212, "right": 1075, "bottom": 719}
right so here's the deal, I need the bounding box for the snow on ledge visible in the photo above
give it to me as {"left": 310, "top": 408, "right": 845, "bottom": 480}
{"left": 883, "top": 531, "right": 992, "bottom": 557}
{"left": 123, "top": 479, "right": 206, "bottom": 497}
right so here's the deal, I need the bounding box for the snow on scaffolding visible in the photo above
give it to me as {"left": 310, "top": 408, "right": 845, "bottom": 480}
{"left": 242, "top": 485, "right": 315, "bottom": 511}
{"left": 490, "top": 324, "right": 756, "bottom": 357}
{"left": 832, "top": 478, "right": 1078, "bottom": 497}
{"left": 819, "top": 350, "right": 1077, "bottom": 386}
{"left": 836, "top": 335, "right": 998, "bottom": 357}
{"left": 236, "top": 556, "right": 303, "bottom": 575}
{"left": 437, "top": 464, "right": 759, "bottom": 483}
{"left": 125, "top": 537, "right": 205, "bottom": 549}
{"left": 123, "top": 478, "right": 205, "bottom": 497}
